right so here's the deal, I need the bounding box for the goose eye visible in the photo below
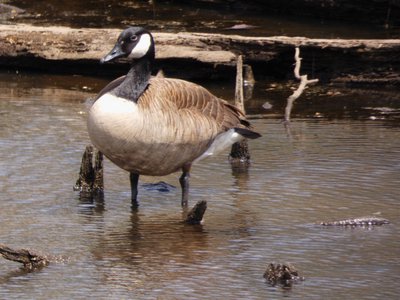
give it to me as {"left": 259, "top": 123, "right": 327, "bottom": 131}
{"left": 130, "top": 35, "right": 138, "bottom": 42}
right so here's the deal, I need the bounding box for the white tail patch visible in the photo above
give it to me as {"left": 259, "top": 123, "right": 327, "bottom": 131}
{"left": 128, "top": 33, "right": 152, "bottom": 59}
{"left": 194, "top": 129, "right": 243, "bottom": 163}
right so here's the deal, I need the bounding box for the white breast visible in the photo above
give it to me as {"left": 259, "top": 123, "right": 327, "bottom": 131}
{"left": 88, "top": 94, "right": 140, "bottom": 149}
{"left": 87, "top": 93, "right": 212, "bottom": 175}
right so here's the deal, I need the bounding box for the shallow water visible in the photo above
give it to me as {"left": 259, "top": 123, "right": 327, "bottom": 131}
{"left": 0, "top": 71, "right": 399, "bottom": 299}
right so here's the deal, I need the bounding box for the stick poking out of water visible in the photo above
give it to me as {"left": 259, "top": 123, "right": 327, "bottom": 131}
{"left": 74, "top": 145, "right": 104, "bottom": 196}
{"left": 184, "top": 200, "right": 207, "bottom": 224}
{"left": 284, "top": 47, "right": 319, "bottom": 124}
{"left": 230, "top": 55, "right": 254, "bottom": 166}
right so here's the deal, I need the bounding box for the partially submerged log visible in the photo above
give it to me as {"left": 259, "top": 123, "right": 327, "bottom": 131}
{"left": 0, "top": 244, "right": 49, "bottom": 270}
{"left": 320, "top": 217, "right": 390, "bottom": 227}
{"left": 0, "top": 24, "right": 399, "bottom": 85}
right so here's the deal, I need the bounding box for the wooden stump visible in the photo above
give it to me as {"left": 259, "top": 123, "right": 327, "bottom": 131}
{"left": 74, "top": 145, "right": 104, "bottom": 199}
{"left": 184, "top": 200, "right": 207, "bottom": 225}
{"left": 229, "top": 55, "right": 252, "bottom": 166}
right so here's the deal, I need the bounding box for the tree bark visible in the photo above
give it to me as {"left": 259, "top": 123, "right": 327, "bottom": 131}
{"left": 74, "top": 145, "right": 104, "bottom": 196}
{"left": 0, "top": 24, "right": 399, "bottom": 85}
{"left": 184, "top": 200, "right": 207, "bottom": 225}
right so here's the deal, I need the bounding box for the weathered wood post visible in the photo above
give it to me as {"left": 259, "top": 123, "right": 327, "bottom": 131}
{"left": 184, "top": 200, "right": 207, "bottom": 225}
{"left": 229, "top": 55, "right": 253, "bottom": 168}
{"left": 74, "top": 145, "right": 104, "bottom": 199}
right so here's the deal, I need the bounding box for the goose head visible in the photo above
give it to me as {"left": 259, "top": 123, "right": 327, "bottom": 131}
{"left": 101, "top": 27, "right": 155, "bottom": 63}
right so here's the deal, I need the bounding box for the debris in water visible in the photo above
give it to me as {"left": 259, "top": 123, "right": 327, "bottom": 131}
{"left": 320, "top": 216, "right": 390, "bottom": 226}
{"left": 0, "top": 243, "right": 49, "bottom": 270}
{"left": 184, "top": 200, "right": 207, "bottom": 225}
{"left": 263, "top": 263, "right": 304, "bottom": 287}
{"left": 74, "top": 145, "right": 104, "bottom": 198}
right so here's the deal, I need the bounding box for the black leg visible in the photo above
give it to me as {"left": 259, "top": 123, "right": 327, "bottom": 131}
{"left": 179, "top": 164, "right": 191, "bottom": 207}
{"left": 130, "top": 172, "right": 139, "bottom": 208}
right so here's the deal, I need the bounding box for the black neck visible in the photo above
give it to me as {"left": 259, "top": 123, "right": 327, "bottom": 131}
{"left": 112, "top": 57, "right": 152, "bottom": 102}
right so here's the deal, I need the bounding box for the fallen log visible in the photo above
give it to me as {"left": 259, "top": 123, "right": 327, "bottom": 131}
{"left": 0, "top": 24, "right": 399, "bottom": 85}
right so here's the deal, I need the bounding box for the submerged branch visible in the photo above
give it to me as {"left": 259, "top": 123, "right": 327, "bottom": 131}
{"left": 0, "top": 244, "right": 49, "bottom": 270}
{"left": 320, "top": 216, "right": 390, "bottom": 226}
{"left": 263, "top": 263, "right": 304, "bottom": 287}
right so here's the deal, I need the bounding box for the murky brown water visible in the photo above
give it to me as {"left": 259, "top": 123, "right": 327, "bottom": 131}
{"left": 0, "top": 71, "right": 399, "bottom": 299}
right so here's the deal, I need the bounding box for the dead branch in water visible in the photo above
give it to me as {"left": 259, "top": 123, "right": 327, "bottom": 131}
{"left": 0, "top": 244, "right": 49, "bottom": 270}
{"left": 284, "top": 47, "right": 319, "bottom": 124}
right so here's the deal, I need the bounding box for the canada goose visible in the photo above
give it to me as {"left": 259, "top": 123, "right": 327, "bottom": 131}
{"left": 87, "top": 27, "right": 261, "bottom": 207}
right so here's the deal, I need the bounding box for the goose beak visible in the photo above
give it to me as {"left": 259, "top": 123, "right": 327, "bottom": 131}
{"left": 100, "top": 44, "right": 125, "bottom": 63}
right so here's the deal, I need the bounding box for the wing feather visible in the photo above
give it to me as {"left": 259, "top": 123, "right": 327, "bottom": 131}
{"left": 142, "top": 78, "right": 254, "bottom": 135}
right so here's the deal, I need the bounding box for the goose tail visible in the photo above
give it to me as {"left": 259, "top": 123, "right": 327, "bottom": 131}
{"left": 234, "top": 127, "right": 261, "bottom": 139}
{"left": 193, "top": 127, "right": 260, "bottom": 163}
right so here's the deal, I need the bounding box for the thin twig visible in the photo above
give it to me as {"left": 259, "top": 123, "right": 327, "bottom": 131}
{"left": 284, "top": 47, "right": 319, "bottom": 124}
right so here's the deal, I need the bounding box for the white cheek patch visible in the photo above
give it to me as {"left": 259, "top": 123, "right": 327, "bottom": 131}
{"left": 128, "top": 33, "right": 152, "bottom": 59}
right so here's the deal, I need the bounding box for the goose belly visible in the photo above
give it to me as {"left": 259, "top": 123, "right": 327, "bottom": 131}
{"left": 87, "top": 95, "right": 213, "bottom": 175}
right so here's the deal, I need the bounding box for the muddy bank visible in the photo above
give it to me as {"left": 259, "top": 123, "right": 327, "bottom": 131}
{"left": 0, "top": 24, "right": 399, "bottom": 86}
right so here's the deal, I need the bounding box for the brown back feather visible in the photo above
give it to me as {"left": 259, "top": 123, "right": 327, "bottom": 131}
{"left": 141, "top": 77, "right": 252, "bottom": 133}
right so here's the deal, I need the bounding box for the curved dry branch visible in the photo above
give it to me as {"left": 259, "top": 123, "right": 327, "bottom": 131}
{"left": 284, "top": 47, "right": 319, "bottom": 124}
